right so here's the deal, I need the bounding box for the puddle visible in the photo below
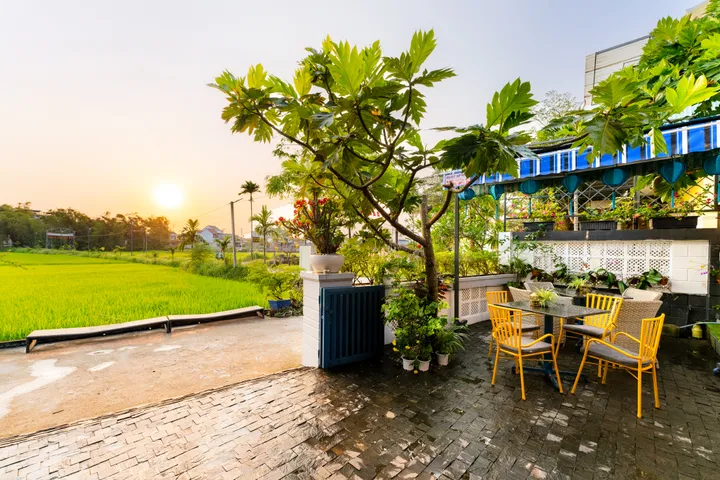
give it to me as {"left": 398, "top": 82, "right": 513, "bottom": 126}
{"left": 153, "top": 345, "right": 181, "bottom": 352}
{"left": 89, "top": 362, "right": 115, "bottom": 372}
{"left": 88, "top": 349, "right": 114, "bottom": 356}
{"left": 0, "top": 360, "right": 76, "bottom": 419}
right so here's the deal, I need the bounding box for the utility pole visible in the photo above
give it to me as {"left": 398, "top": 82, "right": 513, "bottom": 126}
{"left": 144, "top": 228, "right": 148, "bottom": 252}
{"left": 230, "top": 201, "right": 238, "bottom": 267}
{"left": 130, "top": 220, "right": 134, "bottom": 255}
{"left": 88, "top": 227, "right": 92, "bottom": 254}
{"left": 453, "top": 194, "right": 460, "bottom": 321}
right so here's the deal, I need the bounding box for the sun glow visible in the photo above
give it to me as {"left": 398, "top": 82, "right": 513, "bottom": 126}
{"left": 153, "top": 184, "right": 184, "bottom": 209}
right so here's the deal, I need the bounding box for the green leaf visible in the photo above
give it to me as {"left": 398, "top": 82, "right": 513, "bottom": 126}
{"left": 578, "top": 115, "right": 627, "bottom": 159}
{"left": 651, "top": 127, "right": 667, "bottom": 156}
{"left": 293, "top": 67, "right": 313, "bottom": 97}
{"left": 408, "top": 30, "right": 436, "bottom": 75}
{"left": 589, "top": 76, "right": 639, "bottom": 108}
{"left": 247, "top": 64, "right": 267, "bottom": 89}
{"left": 327, "top": 41, "right": 364, "bottom": 97}
{"left": 413, "top": 68, "right": 456, "bottom": 87}
{"left": 665, "top": 74, "right": 719, "bottom": 113}
{"left": 267, "top": 75, "right": 295, "bottom": 98}
{"left": 485, "top": 78, "right": 537, "bottom": 133}
{"left": 701, "top": 33, "right": 720, "bottom": 57}
{"left": 311, "top": 112, "right": 334, "bottom": 129}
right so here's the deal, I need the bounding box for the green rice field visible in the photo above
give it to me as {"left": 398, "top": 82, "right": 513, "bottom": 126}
{"left": 0, "top": 253, "right": 267, "bottom": 341}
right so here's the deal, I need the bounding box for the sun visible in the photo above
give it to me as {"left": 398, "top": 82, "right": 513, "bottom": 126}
{"left": 153, "top": 184, "right": 184, "bottom": 209}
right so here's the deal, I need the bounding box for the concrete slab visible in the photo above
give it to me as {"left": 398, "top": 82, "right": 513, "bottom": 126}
{"left": 0, "top": 316, "right": 301, "bottom": 438}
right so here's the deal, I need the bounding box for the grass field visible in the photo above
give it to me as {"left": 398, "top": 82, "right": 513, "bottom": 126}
{"left": 0, "top": 253, "right": 267, "bottom": 341}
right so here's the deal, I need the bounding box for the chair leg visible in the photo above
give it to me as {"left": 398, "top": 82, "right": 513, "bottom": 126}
{"left": 652, "top": 365, "right": 660, "bottom": 409}
{"left": 637, "top": 369, "right": 643, "bottom": 419}
{"left": 488, "top": 337, "right": 493, "bottom": 358}
{"left": 555, "top": 323, "right": 564, "bottom": 356}
{"left": 571, "top": 348, "right": 590, "bottom": 394}
{"left": 514, "top": 358, "right": 519, "bottom": 374}
{"left": 518, "top": 355, "right": 526, "bottom": 401}
{"left": 491, "top": 344, "right": 500, "bottom": 385}
{"left": 597, "top": 359, "right": 603, "bottom": 378}
{"left": 601, "top": 362, "right": 609, "bottom": 384}
{"left": 551, "top": 349, "right": 563, "bottom": 394}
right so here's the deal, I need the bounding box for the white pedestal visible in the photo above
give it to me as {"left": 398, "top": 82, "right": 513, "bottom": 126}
{"left": 300, "top": 272, "right": 355, "bottom": 367}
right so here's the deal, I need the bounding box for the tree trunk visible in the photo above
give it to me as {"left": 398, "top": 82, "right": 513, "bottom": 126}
{"left": 420, "top": 196, "right": 439, "bottom": 302}
{"left": 263, "top": 236, "right": 267, "bottom": 263}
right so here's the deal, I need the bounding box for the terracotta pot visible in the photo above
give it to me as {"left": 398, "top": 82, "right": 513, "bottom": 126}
{"left": 436, "top": 353, "right": 449, "bottom": 366}
{"left": 401, "top": 357, "right": 415, "bottom": 371}
{"left": 309, "top": 254, "right": 345, "bottom": 273}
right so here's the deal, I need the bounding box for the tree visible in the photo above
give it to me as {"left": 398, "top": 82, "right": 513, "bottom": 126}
{"left": 544, "top": 3, "right": 720, "bottom": 161}
{"left": 178, "top": 219, "right": 201, "bottom": 250}
{"left": 214, "top": 237, "right": 231, "bottom": 265}
{"left": 239, "top": 180, "right": 261, "bottom": 257}
{"left": 211, "top": 30, "right": 535, "bottom": 300}
{"left": 251, "top": 205, "right": 275, "bottom": 263}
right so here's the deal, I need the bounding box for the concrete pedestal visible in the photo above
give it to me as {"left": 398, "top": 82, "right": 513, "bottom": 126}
{"left": 300, "top": 272, "right": 355, "bottom": 367}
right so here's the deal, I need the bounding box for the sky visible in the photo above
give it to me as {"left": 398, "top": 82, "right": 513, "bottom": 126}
{"left": 0, "top": 0, "right": 691, "bottom": 234}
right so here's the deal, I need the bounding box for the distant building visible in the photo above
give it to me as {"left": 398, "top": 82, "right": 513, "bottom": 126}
{"left": 583, "top": 1, "right": 709, "bottom": 107}
{"left": 199, "top": 225, "right": 240, "bottom": 250}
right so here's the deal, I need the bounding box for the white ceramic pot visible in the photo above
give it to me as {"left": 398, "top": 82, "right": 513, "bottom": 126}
{"left": 309, "top": 254, "right": 345, "bottom": 273}
{"left": 401, "top": 357, "right": 415, "bottom": 371}
{"left": 417, "top": 358, "right": 431, "bottom": 372}
{"left": 436, "top": 353, "right": 449, "bottom": 366}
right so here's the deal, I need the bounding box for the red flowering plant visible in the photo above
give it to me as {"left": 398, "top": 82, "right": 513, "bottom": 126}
{"left": 277, "top": 197, "right": 345, "bottom": 254}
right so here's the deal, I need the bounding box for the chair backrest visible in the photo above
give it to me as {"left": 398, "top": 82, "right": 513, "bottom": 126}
{"left": 614, "top": 299, "right": 663, "bottom": 349}
{"left": 585, "top": 294, "right": 623, "bottom": 334}
{"left": 623, "top": 287, "right": 662, "bottom": 301}
{"left": 488, "top": 305, "right": 523, "bottom": 350}
{"left": 486, "top": 290, "right": 508, "bottom": 305}
{"left": 639, "top": 314, "right": 665, "bottom": 363}
{"left": 508, "top": 286, "right": 530, "bottom": 302}
{"left": 525, "top": 281, "right": 555, "bottom": 292}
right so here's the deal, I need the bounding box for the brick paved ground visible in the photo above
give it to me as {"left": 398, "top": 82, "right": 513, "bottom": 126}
{"left": 1, "top": 322, "right": 719, "bottom": 480}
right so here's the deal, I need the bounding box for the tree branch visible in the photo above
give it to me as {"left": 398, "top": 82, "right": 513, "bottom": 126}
{"left": 254, "top": 109, "right": 319, "bottom": 156}
{"left": 355, "top": 105, "right": 387, "bottom": 146}
{"left": 427, "top": 174, "right": 479, "bottom": 227}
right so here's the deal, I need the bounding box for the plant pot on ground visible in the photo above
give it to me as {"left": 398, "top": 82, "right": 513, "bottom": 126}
{"left": 309, "top": 254, "right": 345, "bottom": 273}
{"left": 433, "top": 320, "right": 468, "bottom": 367}
{"left": 401, "top": 356, "right": 416, "bottom": 371}
{"left": 417, "top": 357, "right": 431, "bottom": 372}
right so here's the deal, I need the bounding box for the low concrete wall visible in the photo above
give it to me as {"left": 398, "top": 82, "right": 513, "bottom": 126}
{"left": 445, "top": 274, "right": 517, "bottom": 325}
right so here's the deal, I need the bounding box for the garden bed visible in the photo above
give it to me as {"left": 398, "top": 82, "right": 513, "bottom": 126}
{"left": 579, "top": 220, "right": 617, "bottom": 231}
{"left": 708, "top": 324, "right": 720, "bottom": 359}
{"left": 650, "top": 216, "right": 698, "bottom": 229}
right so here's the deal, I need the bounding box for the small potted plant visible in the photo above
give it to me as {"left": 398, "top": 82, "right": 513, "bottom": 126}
{"left": 522, "top": 193, "right": 564, "bottom": 232}
{"left": 392, "top": 328, "right": 417, "bottom": 371}
{"left": 709, "top": 265, "right": 720, "bottom": 284}
{"left": 568, "top": 277, "right": 591, "bottom": 296}
{"left": 417, "top": 344, "right": 432, "bottom": 372}
{"left": 642, "top": 198, "right": 700, "bottom": 230}
{"left": 258, "top": 268, "right": 300, "bottom": 313}
{"left": 434, "top": 321, "right": 468, "bottom": 366}
{"left": 533, "top": 288, "right": 558, "bottom": 307}
{"left": 277, "top": 196, "right": 346, "bottom": 273}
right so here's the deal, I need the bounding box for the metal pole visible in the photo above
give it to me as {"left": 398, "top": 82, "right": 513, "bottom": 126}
{"left": 88, "top": 227, "right": 91, "bottom": 254}
{"left": 230, "top": 201, "right": 238, "bottom": 267}
{"left": 144, "top": 229, "right": 148, "bottom": 252}
{"left": 454, "top": 194, "right": 460, "bottom": 321}
{"left": 503, "top": 193, "right": 507, "bottom": 232}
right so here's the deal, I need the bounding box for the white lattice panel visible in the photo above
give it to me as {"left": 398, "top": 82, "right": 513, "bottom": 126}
{"left": 531, "top": 240, "right": 672, "bottom": 281}
{"left": 458, "top": 286, "right": 488, "bottom": 321}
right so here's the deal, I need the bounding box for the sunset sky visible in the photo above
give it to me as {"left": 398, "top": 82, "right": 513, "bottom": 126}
{"left": 1, "top": 0, "right": 688, "bottom": 233}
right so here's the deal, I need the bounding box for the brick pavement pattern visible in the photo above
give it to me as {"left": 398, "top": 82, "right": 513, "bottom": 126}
{"left": 1, "top": 323, "right": 720, "bottom": 479}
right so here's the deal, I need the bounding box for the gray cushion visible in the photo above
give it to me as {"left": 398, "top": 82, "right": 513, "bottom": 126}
{"left": 562, "top": 323, "right": 606, "bottom": 338}
{"left": 582, "top": 342, "right": 651, "bottom": 368}
{"left": 521, "top": 323, "right": 541, "bottom": 333}
{"left": 500, "top": 336, "right": 553, "bottom": 354}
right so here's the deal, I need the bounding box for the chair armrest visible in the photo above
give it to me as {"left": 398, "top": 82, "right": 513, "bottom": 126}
{"left": 524, "top": 333, "right": 555, "bottom": 347}
{"left": 586, "top": 338, "right": 640, "bottom": 360}
{"left": 612, "top": 331, "right": 640, "bottom": 344}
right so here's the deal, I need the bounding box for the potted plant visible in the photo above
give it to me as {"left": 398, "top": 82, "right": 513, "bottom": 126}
{"left": 533, "top": 288, "right": 558, "bottom": 307}
{"left": 434, "top": 321, "right": 468, "bottom": 366}
{"left": 636, "top": 199, "right": 700, "bottom": 229}
{"left": 626, "top": 269, "right": 668, "bottom": 290}
{"left": 278, "top": 197, "right": 346, "bottom": 273}
{"left": 392, "top": 327, "right": 417, "bottom": 371}
{"left": 521, "top": 192, "right": 565, "bottom": 232}
{"left": 568, "top": 277, "right": 591, "bottom": 296}
{"left": 259, "top": 269, "right": 298, "bottom": 312}
{"left": 579, "top": 209, "right": 618, "bottom": 231}
{"left": 708, "top": 265, "right": 720, "bottom": 284}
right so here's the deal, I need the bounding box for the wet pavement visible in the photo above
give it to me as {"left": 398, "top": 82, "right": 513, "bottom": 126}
{"left": 1, "top": 321, "right": 720, "bottom": 479}
{"left": 0, "top": 316, "right": 302, "bottom": 437}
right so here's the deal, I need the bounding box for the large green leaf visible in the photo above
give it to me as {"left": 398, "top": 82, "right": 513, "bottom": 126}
{"left": 665, "top": 74, "right": 719, "bottom": 113}
{"left": 413, "top": 68, "right": 456, "bottom": 87}
{"left": 327, "top": 41, "right": 364, "bottom": 97}
{"left": 293, "top": 66, "right": 313, "bottom": 97}
{"left": 485, "top": 78, "right": 537, "bottom": 133}
{"left": 247, "top": 64, "right": 267, "bottom": 89}
{"left": 589, "top": 76, "right": 639, "bottom": 108}
{"left": 408, "top": 30, "right": 436, "bottom": 75}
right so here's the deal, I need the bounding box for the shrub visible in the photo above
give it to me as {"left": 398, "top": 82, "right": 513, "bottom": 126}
{"left": 435, "top": 250, "right": 500, "bottom": 277}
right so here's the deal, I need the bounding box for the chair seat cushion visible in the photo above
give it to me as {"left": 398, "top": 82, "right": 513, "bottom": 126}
{"left": 582, "top": 342, "right": 651, "bottom": 368}
{"left": 562, "top": 323, "right": 606, "bottom": 338}
{"left": 521, "top": 323, "right": 541, "bottom": 333}
{"left": 500, "top": 336, "right": 553, "bottom": 355}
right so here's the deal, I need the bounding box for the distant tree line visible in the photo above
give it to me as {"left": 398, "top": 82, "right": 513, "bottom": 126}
{"left": 0, "top": 203, "right": 172, "bottom": 251}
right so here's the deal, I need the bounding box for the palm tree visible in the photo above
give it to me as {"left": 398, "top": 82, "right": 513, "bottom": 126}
{"left": 178, "top": 219, "right": 201, "bottom": 250}
{"left": 215, "top": 237, "right": 231, "bottom": 265}
{"left": 239, "top": 181, "right": 261, "bottom": 258}
{"left": 250, "top": 205, "right": 274, "bottom": 263}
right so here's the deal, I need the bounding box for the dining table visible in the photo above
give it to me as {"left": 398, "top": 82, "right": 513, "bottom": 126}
{"left": 497, "top": 300, "right": 610, "bottom": 390}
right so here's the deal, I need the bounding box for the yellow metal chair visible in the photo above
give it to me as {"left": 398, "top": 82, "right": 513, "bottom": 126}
{"left": 485, "top": 290, "right": 540, "bottom": 357}
{"left": 571, "top": 314, "right": 665, "bottom": 418}
{"left": 556, "top": 294, "right": 623, "bottom": 358}
{"left": 489, "top": 305, "right": 563, "bottom": 400}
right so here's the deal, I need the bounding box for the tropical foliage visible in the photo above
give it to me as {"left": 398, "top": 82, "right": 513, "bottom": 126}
{"left": 251, "top": 205, "right": 275, "bottom": 262}
{"left": 211, "top": 30, "right": 538, "bottom": 300}
{"left": 277, "top": 198, "right": 345, "bottom": 254}
{"left": 178, "top": 218, "right": 202, "bottom": 250}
